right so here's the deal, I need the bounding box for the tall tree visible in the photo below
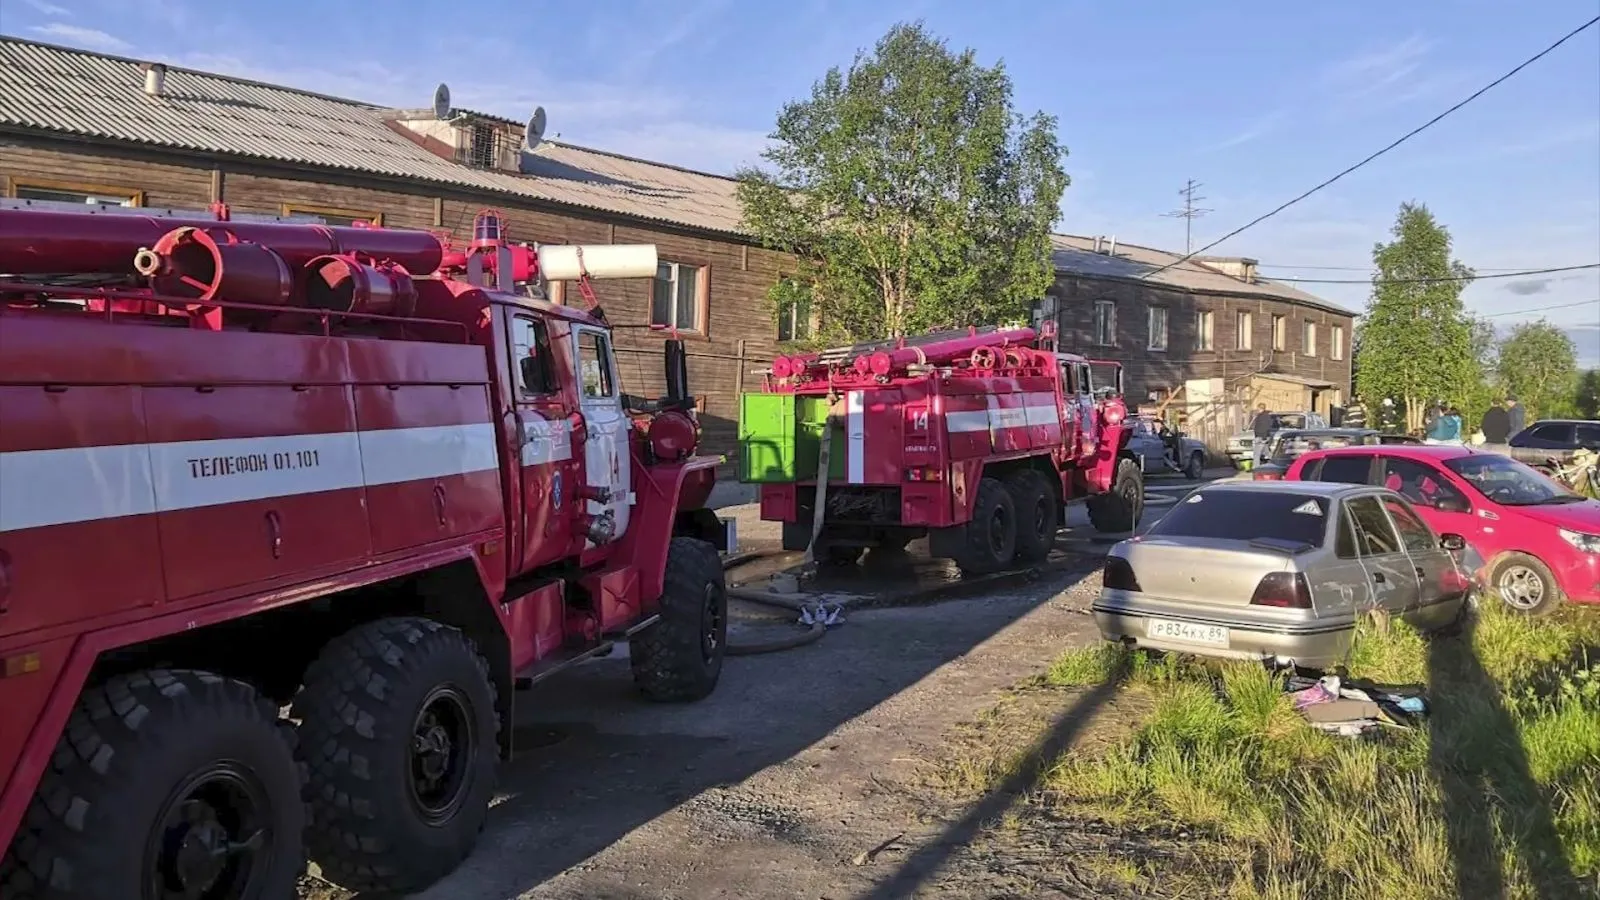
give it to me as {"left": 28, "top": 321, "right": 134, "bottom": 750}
{"left": 1353, "top": 202, "right": 1478, "bottom": 432}
{"left": 1576, "top": 368, "right": 1600, "bottom": 419}
{"left": 1497, "top": 321, "right": 1579, "bottom": 419}
{"left": 737, "top": 22, "right": 1068, "bottom": 342}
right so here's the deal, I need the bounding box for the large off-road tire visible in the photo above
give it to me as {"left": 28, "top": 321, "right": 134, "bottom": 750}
{"left": 1006, "top": 469, "right": 1060, "bottom": 564}
{"left": 0, "top": 670, "right": 305, "bottom": 900}
{"left": 955, "top": 476, "right": 1018, "bottom": 576}
{"left": 293, "top": 617, "right": 499, "bottom": 895}
{"left": 1490, "top": 552, "right": 1565, "bottom": 617}
{"left": 1184, "top": 450, "right": 1206, "bottom": 480}
{"left": 1087, "top": 457, "right": 1144, "bottom": 534}
{"left": 631, "top": 537, "right": 728, "bottom": 702}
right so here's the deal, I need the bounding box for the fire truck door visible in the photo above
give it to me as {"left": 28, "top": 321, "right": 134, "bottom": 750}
{"left": 572, "top": 326, "right": 632, "bottom": 545}
{"left": 507, "top": 313, "right": 575, "bottom": 570}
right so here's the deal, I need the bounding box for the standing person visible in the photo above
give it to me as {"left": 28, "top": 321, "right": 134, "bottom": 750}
{"left": 1425, "top": 402, "right": 1457, "bottom": 444}
{"left": 1444, "top": 406, "right": 1465, "bottom": 445}
{"left": 1251, "top": 403, "right": 1274, "bottom": 466}
{"left": 1422, "top": 399, "right": 1442, "bottom": 436}
{"left": 1480, "top": 398, "right": 1511, "bottom": 447}
{"left": 1506, "top": 395, "right": 1526, "bottom": 439}
{"left": 1344, "top": 395, "right": 1368, "bottom": 429}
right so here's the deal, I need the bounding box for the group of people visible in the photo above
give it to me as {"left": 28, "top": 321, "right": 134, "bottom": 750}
{"left": 1423, "top": 396, "right": 1524, "bottom": 447}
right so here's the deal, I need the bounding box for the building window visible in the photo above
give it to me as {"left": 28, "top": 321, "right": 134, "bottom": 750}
{"left": 9, "top": 178, "right": 142, "bottom": 207}
{"left": 652, "top": 261, "right": 708, "bottom": 333}
{"left": 1093, "top": 300, "right": 1116, "bottom": 346}
{"left": 1147, "top": 307, "right": 1168, "bottom": 351}
{"left": 1331, "top": 325, "right": 1345, "bottom": 361}
{"left": 1195, "top": 310, "right": 1214, "bottom": 351}
{"left": 1272, "top": 314, "right": 1287, "bottom": 351}
{"left": 1236, "top": 311, "right": 1253, "bottom": 350}
{"left": 281, "top": 203, "right": 383, "bottom": 226}
{"left": 775, "top": 277, "right": 813, "bottom": 342}
{"left": 1303, "top": 320, "right": 1318, "bottom": 356}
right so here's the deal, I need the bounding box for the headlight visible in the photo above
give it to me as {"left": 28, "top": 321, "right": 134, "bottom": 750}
{"left": 1558, "top": 529, "right": 1600, "bottom": 554}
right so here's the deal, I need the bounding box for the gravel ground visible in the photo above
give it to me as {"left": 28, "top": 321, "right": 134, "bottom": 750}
{"left": 299, "top": 473, "right": 1219, "bottom": 899}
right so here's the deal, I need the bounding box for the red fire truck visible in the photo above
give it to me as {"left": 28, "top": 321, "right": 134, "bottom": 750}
{"left": 740, "top": 325, "right": 1144, "bottom": 574}
{"left": 0, "top": 204, "right": 731, "bottom": 898}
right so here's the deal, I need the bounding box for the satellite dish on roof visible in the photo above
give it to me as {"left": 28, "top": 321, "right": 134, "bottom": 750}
{"left": 432, "top": 83, "right": 452, "bottom": 119}
{"left": 523, "top": 106, "right": 547, "bottom": 152}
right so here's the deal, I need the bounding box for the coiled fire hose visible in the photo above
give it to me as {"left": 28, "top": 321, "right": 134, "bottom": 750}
{"left": 721, "top": 551, "right": 832, "bottom": 656}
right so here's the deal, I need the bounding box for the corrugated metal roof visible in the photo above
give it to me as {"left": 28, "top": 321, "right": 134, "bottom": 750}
{"left": 0, "top": 37, "right": 748, "bottom": 235}
{"left": 0, "top": 38, "right": 1349, "bottom": 318}
{"left": 1050, "top": 235, "right": 1354, "bottom": 315}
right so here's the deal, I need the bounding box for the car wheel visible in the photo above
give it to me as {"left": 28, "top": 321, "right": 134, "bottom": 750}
{"left": 1184, "top": 450, "right": 1205, "bottom": 480}
{"left": 1491, "top": 553, "right": 1564, "bottom": 616}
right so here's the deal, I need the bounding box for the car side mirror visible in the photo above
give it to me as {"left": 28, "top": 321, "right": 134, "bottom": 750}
{"left": 1434, "top": 495, "right": 1471, "bottom": 514}
{"left": 1440, "top": 533, "right": 1467, "bottom": 552}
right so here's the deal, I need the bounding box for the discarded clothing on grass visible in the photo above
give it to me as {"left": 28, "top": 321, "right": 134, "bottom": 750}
{"left": 1283, "top": 674, "right": 1429, "bottom": 734}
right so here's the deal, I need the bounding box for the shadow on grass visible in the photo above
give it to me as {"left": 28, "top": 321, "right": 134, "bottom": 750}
{"left": 1428, "top": 613, "right": 1582, "bottom": 899}
{"left": 859, "top": 677, "right": 1121, "bottom": 899}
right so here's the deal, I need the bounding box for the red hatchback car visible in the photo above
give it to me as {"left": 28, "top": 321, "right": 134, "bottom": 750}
{"left": 1283, "top": 444, "right": 1600, "bottom": 615}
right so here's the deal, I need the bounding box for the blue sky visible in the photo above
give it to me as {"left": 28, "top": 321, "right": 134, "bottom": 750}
{"left": 4, "top": 0, "right": 1598, "bottom": 363}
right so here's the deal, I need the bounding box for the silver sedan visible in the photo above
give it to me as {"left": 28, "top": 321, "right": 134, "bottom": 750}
{"left": 1092, "top": 481, "right": 1473, "bottom": 669}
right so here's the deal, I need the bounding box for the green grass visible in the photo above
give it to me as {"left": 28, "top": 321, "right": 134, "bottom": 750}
{"left": 1033, "top": 602, "right": 1600, "bottom": 899}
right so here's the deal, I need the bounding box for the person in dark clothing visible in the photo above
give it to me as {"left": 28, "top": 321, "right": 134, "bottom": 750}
{"left": 1251, "top": 404, "right": 1275, "bottom": 465}
{"left": 1481, "top": 399, "right": 1511, "bottom": 445}
{"left": 1506, "top": 395, "right": 1526, "bottom": 437}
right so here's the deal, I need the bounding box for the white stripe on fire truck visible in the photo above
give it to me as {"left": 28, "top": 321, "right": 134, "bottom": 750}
{"left": 944, "top": 393, "right": 1060, "bottom": 434}
{"left": 0, "top": 423, "right": 501, "bottom": 534}
{"left": 846, "top": 390, "right": 866, "bottom": 484}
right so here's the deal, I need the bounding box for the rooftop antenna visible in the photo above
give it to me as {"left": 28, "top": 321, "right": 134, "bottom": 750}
{"left": 1161, "top": 178, "right": 1212, "bottom": 256}
{"left": 523, "top": 106, "right": 547, "bottom": 152}
{"left": 432, "top": 83, "right": 452, "bottom": 119}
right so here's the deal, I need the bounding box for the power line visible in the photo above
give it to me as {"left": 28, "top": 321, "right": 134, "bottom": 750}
{"left": 1477, "top": 298, "right": 1600, "bottom": 319}
{"left": 1259, "top": 263, "right": 1568, "bottom": 273}
{"left": 1160, "top": 179, "right": 1212, "bottom": 255}
{"left": 1140, "top": 13, "right": 1600, "bottom": 281}
{"left": 1269, "top": 263, "right": 1599, "bottom": 285}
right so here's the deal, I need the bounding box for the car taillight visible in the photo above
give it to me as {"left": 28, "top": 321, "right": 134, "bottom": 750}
{"left": 1102, "top": 557, "right": 1140, "bottom": 592}
{"left": 1250, "top": 572, "right": 1312, "bottom": 608}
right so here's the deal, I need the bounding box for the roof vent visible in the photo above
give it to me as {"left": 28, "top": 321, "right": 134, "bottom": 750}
{"left": 142, "top": 63, "right": 167, "bottom": 98}
{"left": 1197, "top": 256, "right": 1260, "bottom": 284}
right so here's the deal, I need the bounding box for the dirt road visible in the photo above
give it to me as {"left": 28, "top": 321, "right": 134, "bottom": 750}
{"left": 301, "top": 475, "right": 1214, "bottom": 899}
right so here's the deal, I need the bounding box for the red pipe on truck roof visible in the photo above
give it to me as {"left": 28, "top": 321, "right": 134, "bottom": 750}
{"left": 0, "top": 208, "right": 446, "bottom": 277}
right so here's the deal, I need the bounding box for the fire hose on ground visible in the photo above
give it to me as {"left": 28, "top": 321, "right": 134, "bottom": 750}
{"left": 720, "top": 551, "right": 836, "bottom": 656}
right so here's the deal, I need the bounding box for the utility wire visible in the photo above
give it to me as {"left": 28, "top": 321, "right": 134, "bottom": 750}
{"left": 1477, "top": 298, "right": 1600, "bottom": 319}
{"left": 1260, "top": 263, "right": 1574, "bottom": 272}
{"left": 1270, "top": 263, "right": 1599, "bottom": 285}
{"left": 1140, "top": 13, "right": 1600, "bottom": 281}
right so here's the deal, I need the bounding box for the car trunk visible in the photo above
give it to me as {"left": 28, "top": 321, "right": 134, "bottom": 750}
{"left": 1116, "top": 537, "right": 1297, "bottom": 607}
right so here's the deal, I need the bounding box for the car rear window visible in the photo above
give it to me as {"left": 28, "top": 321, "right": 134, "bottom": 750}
{"left": 1147, "top": 489, "right": 1329, "bottom": 546}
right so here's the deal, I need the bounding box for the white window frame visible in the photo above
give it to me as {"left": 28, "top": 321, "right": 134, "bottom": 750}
{"left": 1196, "top": 309, "right": 1214, "bottom": 351}
{"left": 1331, "top": 325, "right": 1345, "bottom": 360}
{"left": 1303, "top": 320, "right": 1318, "bottom": 356}
{"left": 1272, "top": 314, "right": 1287, "bottom": 351}
{"left": 651, "top": 261, "right": 706, "bottom": 333}
{"left": 1236, "top": 311, "right": 1253, "bottom": 350}
{"left": 1093, "top": 300, "right": 1116, "bottom": 346}
{"left": 1147, "top": 307, "right": 1169, "bottom": 351}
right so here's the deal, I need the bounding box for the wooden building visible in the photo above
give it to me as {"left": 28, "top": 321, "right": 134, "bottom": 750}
{"left": 0, "top": 36, "right": 1352, "bottom": 463}
{"left": 1042, "top": 235, "right": 1356, "bottom": 417}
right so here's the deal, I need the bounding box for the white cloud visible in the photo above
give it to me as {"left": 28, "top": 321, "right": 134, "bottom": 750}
{"left": 1319, "top": 36, "right": 1435, "bottom": 97}
{"left": 29, "top": 23, "right": 130, "bottom": 52}
{"left": 22, "top": 0, "right": 72, "bottom": 15}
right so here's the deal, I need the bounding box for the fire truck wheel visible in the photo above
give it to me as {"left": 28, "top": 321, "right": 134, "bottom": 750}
{"left": 1007, "top": 469, "right": 1060, "bottom": 564}
{"left": 0, "top": 670, "right": 305, "bottom": 900}
{"left": 1087, "top": 457, "right": 1144, "bottom": 534}
{"left": 631, "top": 537, "right": 728, "bottom": 702}
{"left": 292, "top": 617, "right": 499, "bottom": 895}
{"left": 955, "top": 476, "right": 1019, "bottom": 576}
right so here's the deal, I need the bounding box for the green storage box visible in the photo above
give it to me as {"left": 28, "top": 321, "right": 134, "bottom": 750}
{"left": 738, "top": 393, "right": 842, "bottom": 483}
